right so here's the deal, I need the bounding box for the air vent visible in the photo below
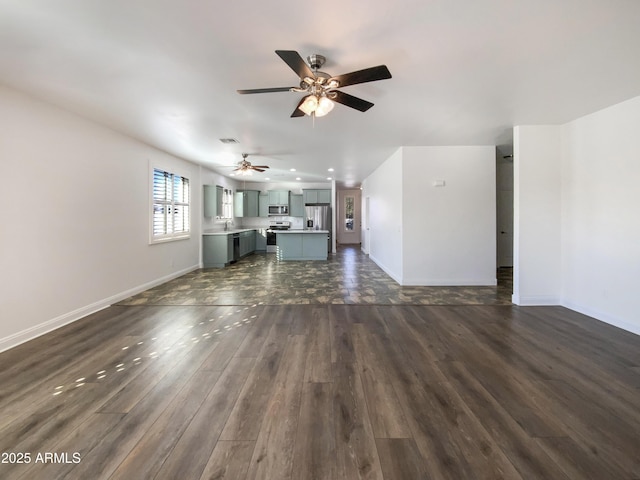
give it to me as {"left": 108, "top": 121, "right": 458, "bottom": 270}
{"left": 219, "top": 138, "right": 239, "bottom": 144}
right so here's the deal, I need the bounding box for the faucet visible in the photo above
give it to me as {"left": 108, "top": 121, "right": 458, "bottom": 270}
{"left": 224, "top": 220, "right": 230, "bottom": 231}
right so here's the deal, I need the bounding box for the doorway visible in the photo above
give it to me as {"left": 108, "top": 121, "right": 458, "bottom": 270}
{"left": 496, "top": 156, "right": 514, "bottom": 267}
{"left": 337, "top": 189, "right": 361, "bottom": 245}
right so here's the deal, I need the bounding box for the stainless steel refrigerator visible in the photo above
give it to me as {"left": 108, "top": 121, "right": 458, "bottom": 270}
{"left": 305, "top": 205, "right": 332, "bottom": 252}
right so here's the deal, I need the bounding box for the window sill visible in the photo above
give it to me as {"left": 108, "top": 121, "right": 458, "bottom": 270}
{"left": 149, "top": 234, "right": 191, "bottom": 245}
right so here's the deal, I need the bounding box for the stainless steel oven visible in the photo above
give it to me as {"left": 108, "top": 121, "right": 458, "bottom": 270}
{"left": 266, "top": 221, "right": 290, "bottom": 252}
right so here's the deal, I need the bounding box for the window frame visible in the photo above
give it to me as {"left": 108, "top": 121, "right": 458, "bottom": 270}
{"left": 149, "top": 163, "right": 191, "bottom": 244}
{"left": 344, "top": 194, "right": 355, "bottom": 232}
{"left": 222, "top": 187, "right": 233, "bottom": 219}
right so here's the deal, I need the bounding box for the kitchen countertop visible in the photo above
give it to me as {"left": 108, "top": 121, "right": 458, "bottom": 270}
{"left": 276, "top": 229, "right": 329, "bottom": 234}
{"left": 202, "top": 228, "right": 258, "bottom": 235}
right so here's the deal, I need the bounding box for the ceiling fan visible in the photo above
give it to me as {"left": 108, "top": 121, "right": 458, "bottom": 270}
{"left": 232, "top": 153, "right": 270, "bottom": 176}
{"left": 237, "top": 50, "right": 392, "bottom": 118}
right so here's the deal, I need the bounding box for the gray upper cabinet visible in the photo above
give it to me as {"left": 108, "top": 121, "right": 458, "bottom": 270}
{"left": 268, "top": 190, "right": 290, "bottom": 206}
{"left": 259, "top": 193, "right": 269, "bottom": 217}
{"left": 234, "top": 190, "right": 260, "bottom": 217}
{"left": 303, "top": 189, "right": 331, "bottom": 205}
{"left": 317, "top": 189, "right": 331, "bottom": 204}
{"left": 204, "top": 185, "right": 224, "bottom": 217}
{"left": 290, "top": 194, "right": 304, "bottom": 217}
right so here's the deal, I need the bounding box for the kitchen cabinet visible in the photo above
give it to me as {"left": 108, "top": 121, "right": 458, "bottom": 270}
{"left": 275, "top": 231, "right": 328, "bottom": 260}
{"left": 317, "top": 189, "right": 331, "bottom": 204}
{"left": 203, "top": 234, "right": 233, "bottom": 267}
{"left": 303, "top": 189, "right": 331, "bottom": 205}
{"left": 255, "top": 228, "right": 267, "bottom": 251}
{"left": 203, "top": 229, "right": 257, "bottom": 267}
{"left": 234, "top": 190, "right": 260, "bottom": 217}
{"left": 203, "top": 185, "right": 224, "bottom": 217}
{"left": 259, "top": 193, "right": 269, "bottom": 217}
{"left": 289, "top": 194, "right": 304, "bottom": 217}
{"left": 239, "top": 230, "right": 256, "bottom": 256}
{"left": 268, "top": 190, "right": 290, "bottom": 206}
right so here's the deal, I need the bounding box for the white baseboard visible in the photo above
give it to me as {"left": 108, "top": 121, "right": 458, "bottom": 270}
{"left": 368, "top": 255, "right": 402, "bottom": 284}
{"left": 401, "top": 278, "right": 498, "bottom": 286}
{"left": 512, "top": 294, "right": 561, "bottom": 306}
{"left": 0, "top": 264, "right": 200, "bottom": 353}
{"left": 561, "top": 300, "right": 640, "bottom": 336}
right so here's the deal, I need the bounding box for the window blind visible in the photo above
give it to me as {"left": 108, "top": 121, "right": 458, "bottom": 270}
{"left": 152, "top": 168, "right": 190, "bottom": 241}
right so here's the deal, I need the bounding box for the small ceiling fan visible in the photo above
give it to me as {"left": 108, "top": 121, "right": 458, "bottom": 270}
{"left": 237, "top": 50, "right": 392, "bottom": 117}
{"left": 232, "top": 153, "right": 270, "bottom": 175}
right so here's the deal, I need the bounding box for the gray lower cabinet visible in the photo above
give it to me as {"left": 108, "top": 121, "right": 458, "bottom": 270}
{"left": 203, "top": 234, "right": 233, "bottom": 268}
{"left": 203, "top": 230, "right": 256, "bottom": 268}
{"left": 255, "top": 228, "right": 267, "bottom": 251}
{"left": 276, "top": 232, "right": 328, "bottom": 260}
{"left": 239, "top": 230, "right": 256, "bottom": 257}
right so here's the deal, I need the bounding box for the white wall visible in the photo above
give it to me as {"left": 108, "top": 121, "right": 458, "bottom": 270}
{"left": 0, "top": 85, "right": 202, "bottom": 351}
{"left": 402, "top": 146, "right": 496, "bottom": 285}
{"left": 362, "top": 146, "right": 496, "bottom": 286}
{"left": 361, "top": 148, "right": 403, "bottom": 283}
{"left": 512, "top": 126, "right": 563, "bottom": 305}
{"left": 561, "top": 96, "right": 640, "bottom": 334}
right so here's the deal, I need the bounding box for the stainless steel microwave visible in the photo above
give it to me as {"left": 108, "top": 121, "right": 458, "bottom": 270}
{"left": 268, "top": 205, "right": 289, "bottom": 216}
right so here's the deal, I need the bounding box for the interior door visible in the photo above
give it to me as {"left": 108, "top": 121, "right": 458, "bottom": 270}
{"left": 496, "top": 161, "right": 514, "bottom": 267}
{"left": 337, "top": 189, "right": 361, "bottom": 245}
{"left": 362, "top": 196, "right": 370, "bottom": 254}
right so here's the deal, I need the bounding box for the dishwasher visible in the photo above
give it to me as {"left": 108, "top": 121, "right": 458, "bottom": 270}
{"left": 232, "top": 233, "right": 240, "bottom": 263}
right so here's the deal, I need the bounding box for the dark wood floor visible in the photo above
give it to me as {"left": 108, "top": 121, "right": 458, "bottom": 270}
{"left": 1, "top": 302, "right": 639, "bottom": 479}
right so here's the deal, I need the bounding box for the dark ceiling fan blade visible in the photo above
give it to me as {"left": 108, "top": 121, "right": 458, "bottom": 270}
{"left": 237, "top": 87, "right": 293, "bottom": 94}
{"left": 276, "top": 50, "right": 314, "bottom": 79}
{"left": 329, "top": 65, "right": 392, "bottom": 88}
{"left": 250, "top": 165, "right": 270, "bottom": 169}
{"left": 291, "top": 96, "right": 307, "bottom": 117}
{"left": 330, "top": 90, "right": 374, "bottom": 112}
{"left": 251, "top": 167, "right": 267, "bottom": 172}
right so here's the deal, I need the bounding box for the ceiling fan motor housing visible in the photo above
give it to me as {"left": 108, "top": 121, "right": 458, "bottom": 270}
{"left": 307, "top": 54, "right": 326, "bottom": 70}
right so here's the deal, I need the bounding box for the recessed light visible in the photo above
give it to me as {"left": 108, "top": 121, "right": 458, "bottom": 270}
{"left": 296, "top": 177, "right": 301, "bottom": 181}
{"left": 327, "top": 177, "right": 332, "bottom": 180}
{"left": 328, "top": 168, "right": 334, "bottom": 172}
{"left": 290, "top": 168, "right": 296, "bottom": 172}
{"left": 265, "top": 177, "right": 270, "bottom": 180}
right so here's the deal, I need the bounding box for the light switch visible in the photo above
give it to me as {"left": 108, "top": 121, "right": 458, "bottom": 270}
{"left": 433, "top": 180, "right": 446, "bottom": 187}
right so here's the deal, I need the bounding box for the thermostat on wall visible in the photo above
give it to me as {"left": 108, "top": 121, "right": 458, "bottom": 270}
{"left": 432, "top": 180, "right": 446, "bottom": 187}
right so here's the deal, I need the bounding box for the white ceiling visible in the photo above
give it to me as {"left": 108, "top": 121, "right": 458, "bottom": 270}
{"left": 2, "top": 0, "right": 640, "bottom": 185}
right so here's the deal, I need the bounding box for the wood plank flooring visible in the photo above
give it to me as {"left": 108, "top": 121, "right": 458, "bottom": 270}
{"left": 1, "top": 303, "right": 639, "bottom": 479}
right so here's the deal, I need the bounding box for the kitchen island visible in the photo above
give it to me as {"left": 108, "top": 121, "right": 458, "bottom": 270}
{"left": 276, "top": 230, "right": 329, "bottom": 261}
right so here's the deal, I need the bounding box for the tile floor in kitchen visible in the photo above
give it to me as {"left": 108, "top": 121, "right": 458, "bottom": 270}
{"left": 118, "top": 245, "right": 513, "bottom": 306}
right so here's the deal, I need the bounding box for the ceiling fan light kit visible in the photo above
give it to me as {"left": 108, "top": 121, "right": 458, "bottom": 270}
{"left": 237, "top": 50, "right": 391, "bottom": 118}
{"left": 299, "top": 94, "right": 334, "bottom": 117}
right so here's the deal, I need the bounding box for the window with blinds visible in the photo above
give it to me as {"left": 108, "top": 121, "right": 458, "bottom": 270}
{"left": 152, "top": 167, "right": 190, "bottom": 242}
